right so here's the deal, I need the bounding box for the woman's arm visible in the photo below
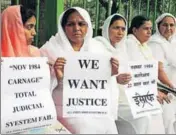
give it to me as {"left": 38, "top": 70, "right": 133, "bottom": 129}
{"left": 157, "top": 61, "right": 173, "bottom": 104}
{"left": 158, "top": 62, "right": 174, "bottom": 88}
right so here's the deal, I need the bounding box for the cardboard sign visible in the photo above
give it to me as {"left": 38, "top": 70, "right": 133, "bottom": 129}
{"left": 125, "top": 60, "right": 162, "bottom": 118}
{"left": 63, "top": 52, "right": 112, "bottom": 118}
{"left": 1, "top": 57, "right": 57, "bottom": 134}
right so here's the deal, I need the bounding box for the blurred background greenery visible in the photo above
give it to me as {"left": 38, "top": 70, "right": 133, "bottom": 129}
{"left": 1, "top": 0, "right": 176, "bottom": 47}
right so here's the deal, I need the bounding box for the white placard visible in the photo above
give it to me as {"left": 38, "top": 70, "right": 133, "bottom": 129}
{"left": 125, "top": 60, "right": 162, "bottom": 118}
{"left": 1, "top": 57, "right": 57, "bottom": 134}
{"left": 62, "top": 52, "right": 112, "bottom": 117}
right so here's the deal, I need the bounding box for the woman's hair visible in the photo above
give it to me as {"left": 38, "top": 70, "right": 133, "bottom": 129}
{"left": 61, "top": 8, "right": 77, "bottom": 29}
{"left": 20, "top": 5, "right": 36, "bottom": 25}
{"left": 109, "top": 15, "right": 126, "bottom": 27}
{"left": 128, "top": 15, "right": 150, "bottom": 34}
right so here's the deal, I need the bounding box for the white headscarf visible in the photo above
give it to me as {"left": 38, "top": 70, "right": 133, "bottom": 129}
{"left": 40, "top": 7, "right": 102, "bottom": 92}
{"left": 155, "top": 13, "right": 176, "bottom": 39}
{"left": 40, "top": 7, "right": 94, "bottom": 62}
{"left": 102, "top": 14, "right": 127, "bottom": 44}
{"left": 148, "top": 13, "right": 176, "bottom": 67}
{"left": 95, "top": 13, "right": 128, "bottom": 72}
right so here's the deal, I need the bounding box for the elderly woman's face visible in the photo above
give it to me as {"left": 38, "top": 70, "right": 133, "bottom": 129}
{"left": 64, "top": 11, "right": 88, "bottom": 45}
{"left": 158, "top": 16, "right": 176, "bottom": 40}
{"left": 133, "top": 20, "right": 152, "bottom": 44}
{"left": 109, "top": 19, "right": 126, "bottom": 46}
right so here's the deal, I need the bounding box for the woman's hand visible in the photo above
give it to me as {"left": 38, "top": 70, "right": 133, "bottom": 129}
{"left": 157, "top": 90, "right": 170, "bottom": 104}
{"left": 110, "top": 57, "right": 119, "bottom": 76}
{"left": 116, "top": 73, "right": 132, "bottom": 85}
{"left": 54, "top": 57, "right": 66, "bottom": 81}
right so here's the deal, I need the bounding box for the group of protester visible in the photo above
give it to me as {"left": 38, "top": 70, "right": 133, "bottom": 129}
{"left": 1, "top": 5, "right": 176, "bottom": 134}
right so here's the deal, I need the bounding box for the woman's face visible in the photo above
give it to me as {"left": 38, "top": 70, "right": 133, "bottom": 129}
{"left": 133, "top": 20, "right": 152, "bottom": 44}
{"left": 64, "top": 11, "right": 88, "bottom": 45}
{"left": 158, "top": 16, "right": 176, "bottom": 40}
{"left": 109, "top": 19, "right": 126, "bottom": 46}
{"left": 24, "top": 15, "right": 36, "bottom": 45}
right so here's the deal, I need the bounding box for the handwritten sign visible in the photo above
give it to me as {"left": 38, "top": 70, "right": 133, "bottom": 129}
{"left": 63, "top": 52, "right": 112, "bottom": 117}
{"left": 1, "top": 57, "right": 57, "bottom": 134}
{"left": 125, "top": 60, "right": 162, "bottom": 118}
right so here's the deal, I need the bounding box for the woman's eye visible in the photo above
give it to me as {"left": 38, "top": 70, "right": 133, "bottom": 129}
{"left": 78, "top": 22, "right": 87, "bottom": 27}
{"left": 25, "top": 24, "right": 34, "bottom": 30}
{"left": 113, "top": 26, "right": 126, "bottom": 31}
{"left": 66, "top": 22, "right": 87, "bottom": 27}
{"left": 66, "top": 23, "right": 74, "bottom": 26}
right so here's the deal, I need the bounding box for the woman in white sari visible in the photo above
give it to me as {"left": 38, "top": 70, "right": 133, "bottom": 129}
{"left": 95, "top": 13, "right": 166, "bottom": 134}
{"left": 148, "top": 13, "right": 176, "bottom": 134}
{"left": 40, "top": 7, "right": 118, "bottom": 134}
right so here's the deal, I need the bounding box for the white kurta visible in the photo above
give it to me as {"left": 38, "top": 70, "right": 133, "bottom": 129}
{"left": 148, "top": 13, "right": 176, "bottom": 134}
{"left": 40, "top": 7, "right": 118, "bottom": 134}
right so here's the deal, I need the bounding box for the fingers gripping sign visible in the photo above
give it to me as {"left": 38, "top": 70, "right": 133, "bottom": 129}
{"left": 116, "top": 73, "right": 132, "bottom": 85}
{"left": 110, "top": 57, "right": 119, "bottom": 76}
{"left": 54, "top": 57, "right": 66, "bottom": 81}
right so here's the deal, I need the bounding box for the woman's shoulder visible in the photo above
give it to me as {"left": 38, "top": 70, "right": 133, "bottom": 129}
{"left": 93, "top": 36, "right": 112, "bottom": 49}
{"left": 89, "top": 38, "right": 107, "bottom": 51}
{"left": 125, "top": 34, "right": 138, "bottom": 47}
{"left": 94, "top": 36, "right": 109, "bottom": 44}
{"left": 88, "top": 38, "right": 111, "bottom": 56}
{"left": 126, "top": 34, "right": 136, "bottom": 43}
{"left": 148, "top": 34, "right": 164, "bottom": 44}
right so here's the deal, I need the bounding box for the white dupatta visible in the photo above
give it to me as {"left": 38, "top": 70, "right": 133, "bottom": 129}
{"left": 148, "top": 13, "right": 176, "bottom": 67}
{"left": 40, "top": 7, "right": 101, "bottom": 92}
{"left": 40, "top": 7, "right": 93, "bottom": 61}
{"left": 95, "top": 13, "right": 129, "bottom": 73}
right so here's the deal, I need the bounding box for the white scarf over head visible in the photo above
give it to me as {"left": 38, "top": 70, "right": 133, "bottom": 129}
{"left": 40, "top": 7, "right": 99, "bottom": 92}
{"left": 40, "top": 7, "right": 93, "bottom": 62}
{"left": 95, "top": 13, "right": 128, "bottom": 73}
{"left": 154, "top": 13, "right": 176, "bottom": 40}
{"left": 148, "top": 13, "right": 176, "bottom": 68}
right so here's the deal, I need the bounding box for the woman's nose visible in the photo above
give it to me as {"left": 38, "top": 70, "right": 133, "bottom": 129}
{"left": 148, "top": 29, "right": 152, "bottom": 34}
{"left": 118, "top": 29, "right": 124, "bottom": 34}
{"left": 32, "top": 28, "right": 36, "bottom": 36}
{"left": 74, "top": 23, "right": 80, "bottom": 30}
{"left": 166, "top": 25, "right": 171, "bottom": 30}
